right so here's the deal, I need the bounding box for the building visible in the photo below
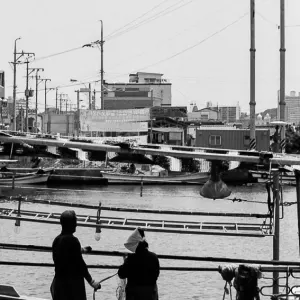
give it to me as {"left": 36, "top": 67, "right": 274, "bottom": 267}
{"left": 217, "top": 104, "right": 241, "bottom": 123}
{"left": 187, "top": 107, "right": 218, "bottom": 122}
{"left": 278, "top": 91, "right": 300, "bottom": 125}
{"left": 103, "top": 72, "right": 171, "bottom": 110}
{"left": 195, "top": 127, "right": 270, "bottom": 151}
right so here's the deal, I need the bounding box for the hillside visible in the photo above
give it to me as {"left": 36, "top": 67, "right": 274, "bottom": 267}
{"left": 256, "top": 108, "right": 277, "bottom": 119}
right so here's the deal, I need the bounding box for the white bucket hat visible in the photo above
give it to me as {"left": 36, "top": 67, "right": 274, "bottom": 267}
{"left": 124, "top": 228, "right": 146, "bottom": 252}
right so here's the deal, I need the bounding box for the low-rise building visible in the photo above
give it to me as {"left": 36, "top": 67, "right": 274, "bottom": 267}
{"left": 103, "top": 72, "right": 171, "bottom": 110}
{"left": 187, "top": 107, "right": 218, "bottom": 121}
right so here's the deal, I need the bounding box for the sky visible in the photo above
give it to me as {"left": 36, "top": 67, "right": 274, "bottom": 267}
{"left": 1, "top": 0, "right": 300, "bottom": 114}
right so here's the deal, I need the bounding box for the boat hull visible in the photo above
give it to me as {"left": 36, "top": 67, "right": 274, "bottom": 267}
{"left": 0, "top": 174, "right": 49, "bottom": 185}
{"left": 100, "top": 171, "right": 209, "bottom": 184}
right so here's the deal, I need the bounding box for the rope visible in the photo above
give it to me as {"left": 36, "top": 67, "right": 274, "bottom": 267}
{"left": 3, "top": 243, "right": 300, "bottom": 266}
{"left": 2, "top": 196, "right": 269, "bottom": 218}
{"left": 93, "top": 272, "right": 118, "bottom": 300}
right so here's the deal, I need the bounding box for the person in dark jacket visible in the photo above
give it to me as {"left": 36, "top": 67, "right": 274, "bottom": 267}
{"left": 51, "top": 210, "right": 101, "bottom": 300}
{"left": 118, "top": 228, "right": 160, "bottom": 300}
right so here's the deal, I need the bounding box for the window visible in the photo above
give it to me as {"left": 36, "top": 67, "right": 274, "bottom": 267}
{"left": 244, "top": 135, "right": 250, "bottom": 146}
{"left": 209, "top": 135, "right": 221, "bottom": 146}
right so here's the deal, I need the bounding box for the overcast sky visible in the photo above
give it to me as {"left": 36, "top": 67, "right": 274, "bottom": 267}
{"left": 1, "top": 0, "right": 300, "bottom": 113}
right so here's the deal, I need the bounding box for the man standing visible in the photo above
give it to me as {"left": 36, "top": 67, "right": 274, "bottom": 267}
{"left": 51, "top": 210, "right": 101, "bottom": 300}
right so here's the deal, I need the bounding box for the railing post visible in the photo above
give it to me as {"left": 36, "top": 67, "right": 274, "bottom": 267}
{"left": 294, "top": 170, "right": 300, "bottom": 256}
{"left": 140, "top": 177, "right": 143, "bottom": 197}
{"left": 12, "top": 172, "right": 15, "bottom": 190}
{"left": 273, "top": 168, "right": 280, "bottom": 295}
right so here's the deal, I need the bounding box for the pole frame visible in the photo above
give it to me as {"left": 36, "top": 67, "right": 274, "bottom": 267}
{"left": 249, "top": 0, "right": 256, "bottom": 149}
{"left": 279, "top": 0, "right": 286, "bottom": 153}
{"left": 100, "top": 20, "right": 104, "bottom": 110}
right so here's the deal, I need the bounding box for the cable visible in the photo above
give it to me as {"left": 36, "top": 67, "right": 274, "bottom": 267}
{"left": 32, "top": 46, "right": 84, "bottom": 62}
{"left": 105, "top": 0, "right": 170, "bottom": 39}
{"left": 128, "top": 11, "right": 248, "bottom": 73}
{"left": 106, "top": 0, "right": 193, "bottom": 41}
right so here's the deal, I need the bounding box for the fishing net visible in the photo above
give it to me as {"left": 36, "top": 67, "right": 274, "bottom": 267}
{"left": 116, "top": 277, "right": 126, "bottom": 300}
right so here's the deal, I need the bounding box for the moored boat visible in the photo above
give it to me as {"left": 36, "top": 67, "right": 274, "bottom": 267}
{"left": 0, "top": 284, "right": 47, "bottom": 300}
{"left": 100, "top": 170, "right": 209, "bottom": 184}
{"left": 0, "top": 171, "right": 49, "bottom": 185}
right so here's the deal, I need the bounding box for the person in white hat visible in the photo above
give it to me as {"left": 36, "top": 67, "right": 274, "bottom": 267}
{"left": 118, "top": 228, "right": 160, "bottom": 300}
{"left": 50, "top": 210, "right": 101, "bottom": 300}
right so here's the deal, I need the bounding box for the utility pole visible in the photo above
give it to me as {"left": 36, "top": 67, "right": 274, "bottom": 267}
{"left": 88, "top": 83, "right": 92, "bottom": 110}
{"left": 279, "top": 0, "right": 286, "bottom": 153}
{"left": 93, "top": 89, "right": 96, "bottom": 109}
{"left": 12, "top": 37, "right": 21, "bottom": 132}
{"left": 12, "top": 38, "right": 34, "bottom": 131}
{"left": 41, "top": 78, "right": 51, "bottom": 113}
{"left": 100, "top": 20, "right": 104, "bottom": 110}
{"left": 65, "top": 98, "right": 68, "bottom": 113}
{"left": 34, "top": 68, "right": 44, "bottom": 133}
{"left": 273, "top": 0, "right": 286, "bottom": 295}
{"left": 76, "top": 90, "right": 80, "bottom": 137}
{"left": 24, "top": 59, "right": 36, "bottom": 132}
{"left": 56, "top": 88, "right": 58, "bottom": 112}
{"left": 249, "top": 0, "right": 256, "bottom": 150}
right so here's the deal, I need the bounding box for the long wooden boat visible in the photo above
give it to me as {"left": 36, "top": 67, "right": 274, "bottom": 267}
{"left": 0, "top": 172, "right": 49, "bottom": 185}
{"left": 100, "top": 171, "right": 209, "bottom": 184}
{"left": 250, "top": 170, "right": 296, "bottom": 185}
{"left": 0, "top": 284, "right": 47, "bottom": 300}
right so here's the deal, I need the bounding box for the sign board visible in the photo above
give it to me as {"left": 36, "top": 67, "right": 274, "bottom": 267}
{"left": 80, "top": 108, "right": 150, "bottom": 123}
{"left": 81, "top": 121, "right": 148, "bottom": 132}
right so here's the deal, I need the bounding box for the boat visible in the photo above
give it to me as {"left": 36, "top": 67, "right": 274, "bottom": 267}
{"left": 249, "top": 170, "right": 296, "bottom": 186}
{"left": 0, "top": 170, "right": 50, "bottom": 185}
{"left": 0, "top": 284, "right": 47, "bottom": 300}
{"left": 100, "top": 164, "right": 209, "bottom": 184}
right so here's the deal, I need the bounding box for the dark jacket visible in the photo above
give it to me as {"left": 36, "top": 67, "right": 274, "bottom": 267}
{"left": 118, "top": 248, "right": 160, "bottom": 300}
{"left": 50, "top": 232, "right": 92, "bottom": 300}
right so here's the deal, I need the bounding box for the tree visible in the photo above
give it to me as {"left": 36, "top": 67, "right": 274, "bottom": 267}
{"left": 151, "top": 155, "right": 170, "bottom": 170}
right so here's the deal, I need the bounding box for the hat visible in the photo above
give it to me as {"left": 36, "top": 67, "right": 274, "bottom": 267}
{"left": 124, "top": 228, "right": 146, "bottom": 252}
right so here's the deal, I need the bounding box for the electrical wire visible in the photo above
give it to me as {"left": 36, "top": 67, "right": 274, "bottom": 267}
{"left": 106, "top": 0, "right": 194, "bottom": 42}
{"left": 32, "top": 46, "right": 84, "bottom": 63}
{"left": 124, "top": 11, "right": 248, "bottom": 75}
{"left": 105, "top": 0, "right": 171, "bottom": 39}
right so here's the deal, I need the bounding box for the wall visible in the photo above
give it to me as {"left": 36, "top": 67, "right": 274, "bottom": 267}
{"left": 43, "top": 113, "right": 75, "bottom": 135}
{"left": 103, "top": 98, "right": 156, "bottom": 110}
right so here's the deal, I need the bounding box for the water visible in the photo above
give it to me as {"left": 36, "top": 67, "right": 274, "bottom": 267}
{"left": 0, "top": 183, "right": 299, "bottom": 299}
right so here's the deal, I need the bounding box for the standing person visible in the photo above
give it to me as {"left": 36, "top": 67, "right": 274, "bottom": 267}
{"left": 51, "top": 210, "right": 101, "bottom": 300}
{"left": 118, "top": 228, "right": 160, "bottom": 300}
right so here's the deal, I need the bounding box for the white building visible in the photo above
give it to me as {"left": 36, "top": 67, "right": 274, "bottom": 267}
{"left": 278, "top": 91, "right": 300, "bottom": 125}
{"left": 103, "top": 72, "right": 171, "bottom": 110}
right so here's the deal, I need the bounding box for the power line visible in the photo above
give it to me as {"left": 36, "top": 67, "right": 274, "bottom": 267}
{"left": 106, "top": 0, "right": 193, "bottom": 41}
{"left": 130, "top": 11, "right": 249, "bottom": 73}
{"left": 105, "top": 0, "right": 170, "bottom": 39}
{"left": 32, "top": 46, "right": 84, "bottom": 62}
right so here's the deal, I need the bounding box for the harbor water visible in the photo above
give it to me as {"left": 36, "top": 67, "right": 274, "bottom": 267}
{"left": 0, "top": 183, "right": 299, "bottom": 299}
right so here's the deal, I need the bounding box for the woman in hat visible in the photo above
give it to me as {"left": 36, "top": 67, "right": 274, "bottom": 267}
{"left": 118, "top": 228, "right": 160, "bottom": 300}
{"left": 51, "top": 210, "right": 101, "bottom": 300}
